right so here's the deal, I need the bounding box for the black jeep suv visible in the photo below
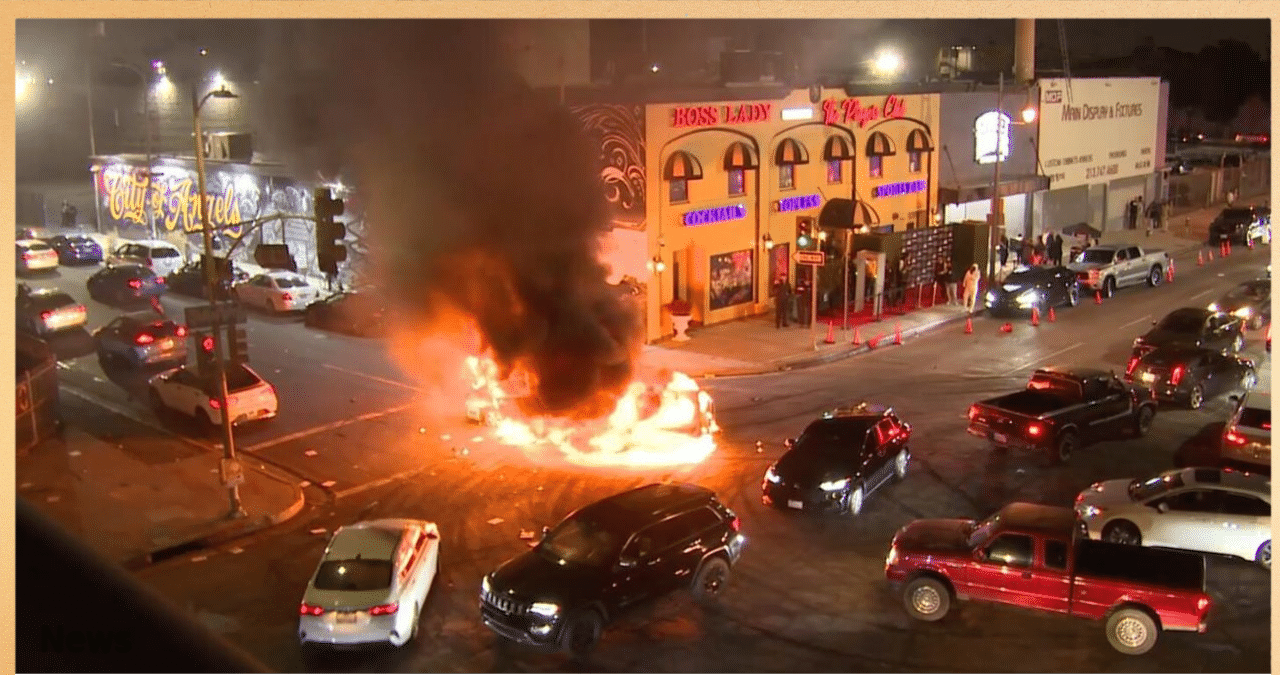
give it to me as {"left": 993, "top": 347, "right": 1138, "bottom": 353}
{"left": 479, "top": 483, "right": 744, "bottom": 657}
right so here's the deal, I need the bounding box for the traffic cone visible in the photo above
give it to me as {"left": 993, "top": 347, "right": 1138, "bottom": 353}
{"left": 824, "top": 320, "right": 836, "bottom": 344}
{"left": 1000, "top": 322, "right": 1014, "bottom": 333}
{"left": 1031, "top": 307, "right": 1041, "bottom": 326}
{"left": 964, "top": 316, "right": 974, "bottom": 334}
{"left": 893, "top": 323, "right": 903, "bottom": 345}
{"left": 1208, "top": 249, "right": 1215, "bottom": 262}
{"left": 1226, "top": 240, "right": 1232, "bottom": 256}
{"left": 1197, "top": 250, "right": 1204, "bottom": 266}
{"left": 851, "top": 326, "right": 862, "bottom": 345}
{"left": 1048, "top": 307, "right": 1057, "bottom": 323}
{"left": 1248, "top": 236, "right": 1254, "bottom": 250}
{"left": 867, "top": 334, "right": 882, "bottom": 349}
{"left": 1166, "top": 259, "right": 1175, "bottom": 282}
{"left": 1095, "top": 290, "right": 1103, "bottom": 305}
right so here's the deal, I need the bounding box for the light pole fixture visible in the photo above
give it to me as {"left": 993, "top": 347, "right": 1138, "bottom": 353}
{"left": 191, "top": 80, "right": 244, "bottom": 520}
{"left": 647, "top": 254, "right": 666, "bottom": 274}
{"left": 763, "top": 233, "right": 774, "bottom": 250}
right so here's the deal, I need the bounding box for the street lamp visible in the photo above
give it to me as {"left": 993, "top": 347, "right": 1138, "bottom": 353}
{"left": 762, "top": 233, "right": 774, "bottom": 250}
{"left": 986, "top": 71, "right": 1038, "bottom": 287}
{"left": 871, "top": 50, "right": 904, "bottom": 79}
{"left": 191, "top": 81, "right": 244, "bottom": 520}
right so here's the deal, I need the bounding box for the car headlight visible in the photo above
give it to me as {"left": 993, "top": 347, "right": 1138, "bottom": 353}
{"left": 986, "top": 291, "right": 996, "bottom": 303}
{"left": 818, "top": 477, "right": 849, "bottom": 491}
{"left": 1079, "top": 505, "right": 1102, "bottom": 519}
{"left": 1234, "top": 307, "right": 1252, "bottom": 319}
{"left": 885, "top": 546, "right": 899, "bottom": 566}
{"left": 481, "top": 575, "right": 491, "bottom": 595}
{"left": 529, "top": 602, "right": 560, "bottom": 618}
{"left": 764, "top": 466, "right": 781, "bottom": 483}
{"left": 1207, "top": 303, "right": 1220, "bottom": 312}
{"left": 1016, "top": 289, "right": 1040, "bottom": 305}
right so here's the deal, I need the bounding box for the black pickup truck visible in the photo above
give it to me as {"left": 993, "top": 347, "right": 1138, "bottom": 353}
{"left": 967, "top": 367, "right": 1158, "bottom": 463}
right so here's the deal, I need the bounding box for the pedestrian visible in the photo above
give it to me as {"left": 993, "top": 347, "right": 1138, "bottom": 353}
{"left": 1127, "top": 197, "right": 1140, "bottom": 230}
{"left": 60, "top": 200, "right": 76, "bottom": 229}
{"left": 795, "top": 276, "right": 812, "bottom": 327}
{"left": 932, "top": 257, "right": 954, "bottom": 305}
{"left": 1020, "top": 237, "right": 1034, "bottom": 267}
{"left": 998, "top": 234, "right": 1010, "bottom": 270}
{"left": 772, "top": 273, "right": 792, "bottom": 328}
{"left": 962, "top": 263, "right": 982, "bottom": 314}
{"left": 1033, "top": 237, "right": 1046, "bottom": 266}
{"left": 1227, "top": 189, "right": 1237, "bottom": 206}
{"left": 1048, "top": 232, "right": 1064, "bottom": 267}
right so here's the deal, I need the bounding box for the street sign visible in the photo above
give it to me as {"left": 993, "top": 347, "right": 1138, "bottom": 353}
{"left": 184, "top": 302, "right": 247, "bottom": 329}
{"left": 219, "top": 458, "right": 245, "bottom": 488}
{"left": 795, "top": 250, "right": 826, "bottom": 265}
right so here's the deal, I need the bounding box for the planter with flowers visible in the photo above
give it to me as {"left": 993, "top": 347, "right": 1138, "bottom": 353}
{"left": 666, "top": 298, "right": 693, "bottom": 341}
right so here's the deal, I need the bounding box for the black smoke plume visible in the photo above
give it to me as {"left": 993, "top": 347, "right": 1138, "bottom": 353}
{"left": 258, "top": 20, "right": 642, "bottom": 415}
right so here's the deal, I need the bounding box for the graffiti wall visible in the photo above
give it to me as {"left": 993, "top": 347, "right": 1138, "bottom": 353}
{"left": 568, "top": 103, "right": 647, "bottom": 232}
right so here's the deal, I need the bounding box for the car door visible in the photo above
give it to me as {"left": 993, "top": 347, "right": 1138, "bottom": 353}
{"left": 161, "top": 369, "right": 205, "bottom": 413}
{"left": 1213, "top": 491, "right": 1270, "bottom": 560}
{"left": 1082, "top": 377, "right": 1129, "bottom": 434}
{"left": 237, "top": 276, "right": 264, "bottom": 306}
{"left": 963, "top": 532, "right": 1041, "bottom": 606}
{"left": 1123, "top": 247, "right": 1144, "bottom": 285}
{"left": 98, "top": 317, "right": 125, "bottom": 354}
{"left": 1145, "top": 489, "right": 1224, "bottom": 554}
{"left": 1111, "top": 248, "right": 1129, "bottom": 285}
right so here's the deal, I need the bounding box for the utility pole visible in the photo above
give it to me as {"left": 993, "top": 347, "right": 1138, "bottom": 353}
{"left": 987, "top": 71, "right": 1004, "bottom": 286}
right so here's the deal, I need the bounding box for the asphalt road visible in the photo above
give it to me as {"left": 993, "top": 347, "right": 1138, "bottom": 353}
{"left": 30, "top": 248, "right": 1272, "bottom": 672}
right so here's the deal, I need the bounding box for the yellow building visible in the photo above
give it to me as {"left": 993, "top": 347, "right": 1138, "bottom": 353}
{"left": 642, "top": 87, "right": 941, "bottom": 342}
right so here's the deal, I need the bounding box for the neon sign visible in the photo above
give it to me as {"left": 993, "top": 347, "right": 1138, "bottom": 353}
{"left": 99, "top": 164, "right": 246, "bottom": 236}
{"left": 822, "top": 94, "right": 907, "bottom": 128}
{"left": 872, "top": 180, "right": 927, "bottom": 198}
{"left": 776, "top": 194, "right": 822, "bottom": 212}
{"left": 671, "top": 102, "right": 773, "bottom": 128}
{"left": 974, "top": 111, "right": 1011, "bottom": 164}
{"left": 683, "top": 204, "right": 747, "bottom": 226}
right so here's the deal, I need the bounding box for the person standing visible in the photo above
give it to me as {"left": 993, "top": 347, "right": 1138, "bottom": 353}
{"left": 795, "top": 275, "right": 812, "bottom": 327}
{"left": 998, "top": 234, "right": 1010, "bottom": 271}
{"left": 772, "top": 273, "right": 792, "bottom": 328}
{"left": 962, "top": 263, "right": 982, "bottom": 314}
{"left": 932, "top": 257, "right": 953, "bottom": 305}
{"left": 1048, "top": 232, "right": 1064, "bottom": 267}
{"left": 60, "top": 200, "right": 77, "bottom": 229}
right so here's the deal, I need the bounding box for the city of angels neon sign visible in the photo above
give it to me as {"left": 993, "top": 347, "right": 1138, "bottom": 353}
{"left": 99, "top": 164, "right": 245, "bottom": 236}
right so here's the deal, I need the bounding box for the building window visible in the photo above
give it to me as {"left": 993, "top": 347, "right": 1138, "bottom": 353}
{"left": 779, "top": 164, "right": 795, "bottom": 190}
{"left": 909, "top": 151, "right": 922, "bottom": 173}
{"left": 869, "top": 155, "right": 883, "bottom": 178}
{"left": 669, "top": 179, "right": 688, "bottom": 204}
{"left": 826, "top": 160, "right": 842, "bottom": 184}
{"left": 728, "top": 169, "right": 746, "bottom": 196}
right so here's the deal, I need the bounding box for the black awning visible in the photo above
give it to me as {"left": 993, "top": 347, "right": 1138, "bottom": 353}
{"left": 774, "top": 137, "right": 810, "bottom": 165}
{"left": 906, "top": 128, "right": 935, "bottom": 153}
{"left": 818, "top": 198, "right": 880, "bottom": 230}
{"left": 663, "top": 150, "right": 704, "bottom": 180}
{"left": 866, "top": 131, "right": 896, "bottom": 157}
{"left": 723, "top": 141, "right": 760, "bottom": 170}
{"left": 823, "top": 135, "right": 855, "bottom": 161}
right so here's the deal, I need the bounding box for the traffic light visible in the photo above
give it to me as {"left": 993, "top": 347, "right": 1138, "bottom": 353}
{"left": 314, "top": 188, "right": 347, "bottom": 276}
{"left": 228, "top": 324, "right": 249, "bottom": 365}
{"left": 195, "top": 332, "right": 217, "bottom": 379}
{"left": 796, "top": 217, "right": 813, "bottom": 248}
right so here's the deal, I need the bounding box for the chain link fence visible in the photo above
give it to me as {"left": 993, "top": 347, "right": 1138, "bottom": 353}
{"left": 16, "top": 333, "right": 61, "bottom": 456}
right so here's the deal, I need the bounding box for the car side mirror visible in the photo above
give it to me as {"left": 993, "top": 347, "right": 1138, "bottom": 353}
{"left": 784, "top": 438, "right": 795, "bottom": 450}
{"left": 1156, "top": 502, "right": 1169, "bottom": 513}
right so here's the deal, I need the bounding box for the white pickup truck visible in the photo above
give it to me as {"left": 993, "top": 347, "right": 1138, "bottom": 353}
{"left": 1068, "top": 244, "right": 1171, "bottom": 298}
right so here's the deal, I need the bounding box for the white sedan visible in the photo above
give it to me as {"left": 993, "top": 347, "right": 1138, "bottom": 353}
{"left": 299, "top": 519, "right": 440, "bottom": 648}
{"left": 147, "top": 363, "right": 278, "bottom": 428}
{"left": 17, "top": 239, "right": 59, "bottom": 274}
{"left": 1075, "top": 467, "right": 1271, "bottom": 568}
{"left": 233, "top": 271, "right": 320, "bottom": 313}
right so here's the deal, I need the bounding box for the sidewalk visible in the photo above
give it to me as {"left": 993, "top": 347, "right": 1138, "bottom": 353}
{"left": 16, "top": 405, "right": 306, "bottom": 569}
{"left": 641, "top": 194, "right": 1268, "bottom": 379}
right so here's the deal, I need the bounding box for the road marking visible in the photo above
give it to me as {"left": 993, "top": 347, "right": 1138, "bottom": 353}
{"left": 1190, "top": 288, "right": 1214, "bottom": 300}
{"left": 1000, "top": 341, "right": 1084, "bottom": 377}
{"left": 334, "top": 466, "right": 430, "bottom": 499}
{"left": 1119, "top": 314, "right": 1152, "bottom": 330}
{"left": 243, "top": 403, "right": 415, "bottom": 453}
{"left": 60, "top": 384, "right": 217, "bottom": 453}
{"left": 322, "top": 363, "right": 424, "bottom": 392}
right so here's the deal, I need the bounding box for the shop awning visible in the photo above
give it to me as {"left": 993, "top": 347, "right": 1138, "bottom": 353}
{"left": 723, "top": 141, "right": 760, "bottom": 170}
{"left": 866, "top": 131, "right": 896, "bottom": 156}
{"left": 823, "top": 135, "right": 855, "bottom": 161}
{"left": 906, "top": 128, "right": 935, "bottom": 153}
{"left": 774, "top": 137, "right": 810, "bottom": 165}
{"left": 937, "top": 174, "right": 1052, "bottom": 205}
{"left": 663, "top": 150, "right": 704, "bottom": 180}
{"left": 818, "top": 198, "right": 880, "bottom": 230}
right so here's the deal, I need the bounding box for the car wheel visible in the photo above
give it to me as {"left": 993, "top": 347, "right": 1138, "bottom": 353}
{"left": 846, "top": 484, "right": 865, "bottom": 516}
{"left": 1104, "top": 276, "right": 1118, "bottom": 298}
{"left": 1256, "top": 540, "right": 1271, "bottom": 569}
{"left": 1188, "top": 386, "right": 1205, "bottom": 410}
{"left": 1106, "top": 607, "right": 1159, "bottom": 656}
{"left": 560, "top": 609, "right": 603, "bottom": 658}
{"left": 1147, "top": 266, "right": 1162, "bottom": 287}
{"left": 1055, "top": 432, "right": 1077, "bottom": 464}
{"left": 1102, "top": 520, "right": 1142, "bottom": 546}
{"left": 1243, "top": 368, "right": 1259, "bottom": 390}
{"left": 1133, "top": 406, "right": 1155, "bottom": 436}
{"left": 902, "top": 577, "right": 950, "bottom": 622}
{"left": 1066, "top": 285, "right": 1079, "bottom": 307}
{"left": 893, "top": 449, "right": 909, "bottom": 480}
{"left": 690, "top": 556, "right": 731, "bottom": 601}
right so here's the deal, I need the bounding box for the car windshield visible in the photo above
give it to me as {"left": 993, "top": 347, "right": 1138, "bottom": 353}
{"left": 1129, "top": 471, "right": 1186, "bottom": 501}
{"left": 24, "top": 242, "right": 52, "bottom": 252}
{"left": 538, "top": 516, "right": 623, "bottom": 567}
{"left": 1239, "top": 407, "right": 1271, "bottom": 430}
{"left": 275, "top": 277, "right": 308, "bottom": 289}
{"left": 312, "top": 558, "right": 393, "bottom": 591}
{"left": 28, "top": 293, "right": 76, "bottom": 311}
{"left": 966, "top": 515, "right": 998, "bottom": 548}
{"left": 150, "top": 248, "right": 181, "bottom": 258}
{"left": 1221, "top": 209, "right": 1255, "bottom": 221}
{"left": 1076, "top": 250, "right": 1114, "bottom": 264}
{"left": 68, "top": 236, "right": 95, "bottom": 245}
{"left": 1156, "top": 312, "right": 1205, "bottom": 332}
{"left": 795, "top": 419, "right": 873, "bottom": 453}
{"left": 225, "top": 365, "right": 263, "bottom": 390}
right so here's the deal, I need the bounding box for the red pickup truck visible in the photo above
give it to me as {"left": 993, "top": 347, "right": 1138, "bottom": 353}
{"left": 884, "top": 502, "right": 1211, "bottom": 655}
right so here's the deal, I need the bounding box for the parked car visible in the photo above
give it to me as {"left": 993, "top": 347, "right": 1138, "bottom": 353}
{"left": 1133, "top": 308, "right": 1246, "bottom": 356}
{"left": 93, "top": 312, "right": 188, "bottom": 369}
{"left": 298, "top": 519, "right": 440, "bottom": 649}
{"left": 148, "top": 362, "right": 278, "bottom": 429}
{"left": 1076, "top": 467, "right": 1271, "bottom": 568}
{"left": 233, "top": 270, "right": 320, "bottom": 313}
{"left": 166, "top": 260, "right": 250, "bottom": 300}
{"left": 86, "top": 263, "right": 167, "bottom": 306}
{"left": 1068, "top": 244, "right": 1170, "bottom": 298}
{"left": 761, "top": 402, "right": 910, "bottom": 516}
{"left": 885, "top": 502, "right": 1212, "bottom": 655}
{"left": 16, "top": 285, "right": 87, "bottom": 336}
{"left": 984, "top": 265, "right": 1080, "bottom": 315}
{"left": 42, "top": 233, "right": 103, "bottom": 265}
{"left": 303, "top": 289, "right": 390, "bottom": 337}
{"left": 1124, "top": 344, "right": 1257, "bottom": 410}
{"left": 1208, "top": 279, "right": 1271, "bottom": 330}
{"left": 480, "top": 483, "right": 744, "bottom": 657}
{"left": 967, "top": 367, "right": 1157, "bottom": 463}
{"left": 1221, "top": 391, "right": 1271, "bottom": 473}
{"left": 1209, "top": 206, "right": 1271, "bottom": 245}
{"left": 107, "top": 240, "right": 184, "bottom": 277}
{"left": 16, "top": 239, "right": 59, "bottom": 275}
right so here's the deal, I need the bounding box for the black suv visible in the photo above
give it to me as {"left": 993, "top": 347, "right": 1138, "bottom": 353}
{"left": 1209, "top": 206, "right": 1270, "bottom": 245}
{"left": 762, "top": 402, "right": 911, "bottom": 516}
{"left": 479, "top": 483, "right": 744, "bottom": 657}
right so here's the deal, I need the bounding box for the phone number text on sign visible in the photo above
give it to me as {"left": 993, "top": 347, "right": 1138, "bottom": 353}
{"left": 1084, "top": 163, "right": 1121, "bottom": 180}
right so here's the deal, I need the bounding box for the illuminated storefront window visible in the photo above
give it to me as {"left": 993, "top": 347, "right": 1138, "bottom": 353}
{"left": 826, "top": 160, "right": 842, "bottom": 184}
{"left": 778, "top": 164, "right": 795, "bottom": 190}
{"left": 669, "top": 179, "right": 688, "bottom": 204}
{"left": 728, "top": 168, "right": 746, "bottom": 196}
{"left": 869, "top": 155, "right": 883, "bottom": 178}
{"left": 909, "top": 151, "right": 922, "bottom": 173}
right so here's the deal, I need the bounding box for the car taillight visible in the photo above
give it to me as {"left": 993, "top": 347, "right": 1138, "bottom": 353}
{"left": 967, "top": 405, "right": 979, "bottom": 420}
{"left": 299, "top": 602, "right": 325, "bottom": 616}
{"left": 368, "top": 603, "right": 399, "bottom": 616}
{"left": 730, "top": 516, "right": 741, "bottom": 532}
{"left": 1125, "top": 358, "right": 1138, "bottom": 375}
{"left": 156, "top": 276, "right": 165, "bottom": 284}
{"left": 1225, "top": 429, "right": 1248, "bottom": 445}
{"left": 209, "top": 398, "right": 221, "bottom": 410}
{"left": 281, "top": 292, "right": 293, "bottom": 302}
{"left": 1027, "top": 422, "right": 1043, "bottom": 437}
{"left": 175, "top": 325, "right": 187, "bottom": 337}
{"left": 21, "top": 252, "right": 33, "bottom": 260}
{"left": 1170, "top": 365, "right": 1185, "bottom": 385}
{"left": 1197, "top": 596, "right": 1211, "bottom": 612}
{"left": 40, "top": 311, "right": 51, "bottom": 319}
{"left": 135, "top": 333, "right": 155, "bottom": 345}
{"left": 128, "top": 279, "right": 142, "bottom": 289}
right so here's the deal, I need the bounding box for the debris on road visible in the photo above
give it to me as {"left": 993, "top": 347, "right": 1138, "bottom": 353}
{"left": 471, "top": 436, "right": 484, "bottom": 443}
{"left": 487, "top": 517, "right": 504, "bottom": 525}
{"left": 229, "top": 547, "right": 244, "bottom": 555}
{"left": 440, "top": 434, "right": 450, "bottom": 440}
{"left": 46, "top": 495, "right": 60, "bottom": 503}
{"left": 519, "top": 529, "right": 536, "bottom": 540}
{"left": 320, "top": 480, "right": 337, "bottom": 488}
{"left": 68, "top": 450, "right": 81, "bottom": 457}
{"left": 190, "top": 555, "right": 208, "bottom": 562}
{"left": 309, "top": 528, "right": 327, "bottom": 535}
{"left": 299, "top": 480, "right": 311, "bottom": 488}
{"left": 303, "top": 450, "right": 318, "bottom": 457}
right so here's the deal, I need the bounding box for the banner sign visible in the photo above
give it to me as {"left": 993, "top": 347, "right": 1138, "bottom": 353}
{"left": 1036, "top": 77, "right": 1161, "bottom": 190}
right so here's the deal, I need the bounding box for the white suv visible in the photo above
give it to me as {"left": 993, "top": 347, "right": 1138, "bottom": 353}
{"left": 108, "top": 240, "right": 184, "bottom": 277}
{"left": 1222, "top": 391, "right": 1271, "bottom": 471}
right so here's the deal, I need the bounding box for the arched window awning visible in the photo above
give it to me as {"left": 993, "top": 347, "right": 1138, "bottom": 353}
{"left": 818, "top": 198, "right": 880, "bottom": 230}
{"left": 906, "top": 128, "right": 935, "bottom": 153}
{"left": 723, "top": 141, "right": 760, "bottom": 170}
{"left": 663, "top": 150, "right": 704, "bottom": 180}
{"left": 774, "top": 137, "right": 810, "bottom": 165}
{"left": 866, "top": 131, "right": 896, "bottom": 157}
{"left": 823, "top": 135, "right": 855, "bottom": 161}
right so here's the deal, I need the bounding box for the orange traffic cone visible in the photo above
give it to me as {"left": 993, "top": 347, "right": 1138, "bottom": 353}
{"left": 1197, "top": 250, "right": 1204, "bottom": 266}
{"left": 824, "top": 320, "right": 836, "bottom": 344}
{"left": 1000, "top": 322, "right": 1014, "bottom": 333}
{"left": 1226, "top": 240, "right": 1232, "bottom": 256}
{"left": 868, "top": 334, "right": 882, "bottom": 349}
{"left": 1048, "top": 307, "right": 1057, "bottom": 323}
{"left": 1248, "top": 236, "right": 1255, "bottom": 250}
{"left": 1095, "top": 290, "right": 1103, "bottom": 305}
{"left": 1167, "top": 259, "right": 1175, "bottom": 282}
{"left": 964, "top": 316, "right": 974, "bottom": 334}
{"left": 1208, "top": 249, "right": 1215, "bottom": 262}
{"left": 851, "top": 326, "right": 862, "bottom": 345}
{"left": 1031, "top": 307, "right": 1041, "bottom": 326}
{"left": 893, "top": 323, "right": 903, "bottom": 345}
